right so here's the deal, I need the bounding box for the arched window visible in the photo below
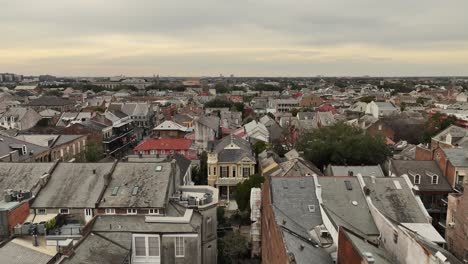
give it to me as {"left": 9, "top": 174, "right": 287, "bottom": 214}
{"left": 414, "top": 174, "right": 421, "bottom": 184}
{"left": 431, "top": 175, "right": 439, "bottom": 185}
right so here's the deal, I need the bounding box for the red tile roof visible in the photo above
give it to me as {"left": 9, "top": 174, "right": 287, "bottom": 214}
{"left": 134, "top": 138, "right": 193, "bottom": 151}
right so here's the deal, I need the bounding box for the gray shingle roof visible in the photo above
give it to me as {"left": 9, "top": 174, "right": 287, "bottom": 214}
{"left": 98, "top": 162, "right": 172, "bottom": 208}
{"left": 0, "top": 135, "right": 49, "bottom": 161}
{"left": 0, "top": 163, "right": 55, "bottom": 200}
{"left": 391, "top": 160, "right": 452, "bottom": 192}
{"left": 196, "top": 115, "right": 220, "bottom": 131}
{"left": 363, "top": 177, "right": 428, "bottom": 223}
{"left": 328, "top": 165, "right": 384, "bottom": 177}
{"left": 270, "top": 177, "right": 332, "bottom": 263}
{"left": 343, "top": 230, "right": 394, "bottom": 264}
{"left": 318, "top": 177, "right": 380, "bottom": 238}
{"left": 0, "top": 241, "right": 54, "bottom": 264}
{"left": 60, "top": 233, "right": 129, "bottom": 264}
{"left": 32, "top": 163, "right": 114, "bottom": 208}
{"left": 212, "top": 136, "right": 254, "bottom": 163}
{"left": 442, "top": 148, "right": 468, "bottom": 167}
{"left": 26, "top": 96, "right": 74, "bottom": 106}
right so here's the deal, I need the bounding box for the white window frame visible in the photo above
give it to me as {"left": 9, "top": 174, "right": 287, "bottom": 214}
{"left": 175, "top": 237, "right": 185, "bottom": 258}
{"left": 132, "top": 234, "right": 161, "bottom": 262}
{"left": 105, "top": 208, "right": 115, "bottom": 215}
{"left": 432, "top": 175, "right": 439, "bottom": 185}
{"left": 127, "top": 209, "right": 138, "bottom": 215}
{"left": 59, "top": 208, "right": 70, "bottom": 215}
{"left": 148, "top": 209, "right": 160, "bottom": 215}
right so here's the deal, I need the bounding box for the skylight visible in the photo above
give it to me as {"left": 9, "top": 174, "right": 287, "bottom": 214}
{"left": 111, "top": 186, "right": 119, "bottom": 196}
{"left": 155, "top": 165, "right": 162, "bottom": 172}
{"left": 132, "top": 186, "right": 139, "bottom": 196}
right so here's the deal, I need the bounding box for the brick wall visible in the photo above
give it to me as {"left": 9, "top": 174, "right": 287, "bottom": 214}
{"left": 261, "top": 178, "right": 288, "bottom": 264}
{"left": 7, "top": 202, "right": 30, "bottom": 231}
{"left": 446, "top": 162, "right": 456, "bottom": 187}
{"left": 415, "top": 146, "right": 433, "bottom": 161}
{"left": 337, "top": 228, "right": 363, "bottom": 264}
{"left": 446, "top": 192, "right": 468, "bottom": 260}
{"left": 367, "top": 121, "right": 395, "bottom": 141}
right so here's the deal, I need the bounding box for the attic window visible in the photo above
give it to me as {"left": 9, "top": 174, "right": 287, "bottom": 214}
{"left": 414, "top": 175, "right": 421, "bottom": 185}
{"left": 22, "top": 145, "right": 27, "bottom": 155}
{"left": 308, "top": 205, "right": 315, "bottom": 212}
{"left": 111, "top": 186, "right": 119, "bottom": 196}
{"left": 132, "top": 186, "right": 139, "bottom": 196}
{"left": 431, "top": 175, "right": 439, "bottom": 185}
{"left": 155, "top": 165, "right": 162, "bottom": 172}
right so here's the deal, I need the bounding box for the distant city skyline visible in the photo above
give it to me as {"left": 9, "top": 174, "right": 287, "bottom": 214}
{"left": 1, "top": 0, "right": 468, "bottom": 77}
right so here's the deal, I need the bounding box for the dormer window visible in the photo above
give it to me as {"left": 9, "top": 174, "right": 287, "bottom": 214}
{"left": 414, "top": 174, "right": 421, "bottom": 185}
{"left": 431, "top": 175, "right": 439, "bottom": 185}
{"left": 22, "top": 145, "right": 27, "bottom": 155}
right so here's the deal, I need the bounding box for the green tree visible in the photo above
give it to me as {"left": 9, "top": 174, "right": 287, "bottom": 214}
{"left": 359, "top": 96, "right": 375, "bottom": 103}
{"left": 233, "top": 102, "right": 245, "bottom": 118}
{"left": 253, "top": 83, "right": 282, "bottom": 92}
{"left": 215, "top": 83, "right": 229, "bottom": 94}
{"left": 400, "top": 102, "right": 406, "bottom": 112}
{"left": 217, "top": 207, "right": 226, "bottom": 227}
{"left": 192, "top": 151, "right": 208, "bottom": 185}
{"left": 235, "top": 174, "right": 264, "bottom": 212}
{"left": 421, "top": 113, "right": 457, "bottom": 143}
{"left": 296, "top": 123, "right": 391, "bottom": 170}
{"left": 290, "top": 108, "right": 299, "bottom": 117}
{"left": 416, "top": 97, "right": 426, "bottom": 105}
{"left": 252, "top": 141, "right": 268, "bottom": 155}
{"left": 84, "top": 139, "right": 103, "bottom": 162}
{"left": 205, "top": 98, "right": 233, "bottom": 108}
{"left": 218, "top": 231, "right": 249, "bottom": 264}
{"left": 44, "top": 90, "right": 63, "bottom": 97}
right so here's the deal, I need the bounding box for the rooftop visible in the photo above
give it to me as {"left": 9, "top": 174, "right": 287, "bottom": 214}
{"left": 0, "top": 163, "right": 55, "bottom": 198}
{"left": 98, "top": 162, "right": 172, "bottom": 208}
{"left": 391, "top": 160, "right": 452, "bottom": 192}
{"left": 134, "top": 138, "right": 193, "bottom": 151}
{"left": 363, "top": 176, "right": 428, "bottom": 223}
{"left": 0, "top": 239, "right": 55, "bottom": 264}
{"left": 32, "top": 163, "right": 114, "bottom": 208}
{"left": 328, "top": 165, "right": 385, "bottom": 177}
{"left": 442, "top": 148, "right": 468, "bottom": 167}
{"left": 0, "top": 135, "right": 50, "bottom": 161}
{"left": 318, "top": 177, "right": 380, "bottom": 238}
{"left": 26, "top": 96, "right": 74, "bottom": 106}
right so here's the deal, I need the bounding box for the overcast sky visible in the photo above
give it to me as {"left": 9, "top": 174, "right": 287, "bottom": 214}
{"left": 1, "top": 0, "right": 468, "bottom": 77}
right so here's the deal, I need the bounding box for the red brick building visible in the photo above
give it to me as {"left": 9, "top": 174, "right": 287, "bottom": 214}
{"left": 134, "top": 138, "right": 197, "bottom": 160}
{"left": 261, "top": 177, "right": 289, "bottom": 264}
{"left": 446, "top": 185, "right": 468, "bottom": 261}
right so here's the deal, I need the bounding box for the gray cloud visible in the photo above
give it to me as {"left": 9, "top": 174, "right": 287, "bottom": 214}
{"left": 1, "top": 0, "right": 468, "bottom": 76}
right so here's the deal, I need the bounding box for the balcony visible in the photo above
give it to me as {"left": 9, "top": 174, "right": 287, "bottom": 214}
{"left": 216, "top": 177, "right": 247, "bottom": 186}
{"left": 102, "top": 128, "right": 134, "bottom": 144}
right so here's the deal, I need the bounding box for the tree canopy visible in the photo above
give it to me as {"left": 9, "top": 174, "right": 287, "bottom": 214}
{"left": 359, "top": 96, "right": 375, "bottom": 103}
{"left": 218, "top": 231, "right": 249, "bottom": 264}
{"left": 235, "top": 174, "right": 264, "bottom": 212}
{"left": 205, "top": 98, "right": 233, "bottom": 108}
{"left": 421, "top": 113, "right": 457, "bottom": 143}
{"left": 296, "top": 123, "right": 391, "bottom": 170}
{"left": 253, "top": 83, "right": 282, "bottom": 92}
{"left": 214, "top": 83, "right": 230, "bottom": 94}
{"left": 192, "top": 151, "right": 208, "bottom": 185}
{"left": 84, "top": 139, "right": 104, "bottom": 162}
